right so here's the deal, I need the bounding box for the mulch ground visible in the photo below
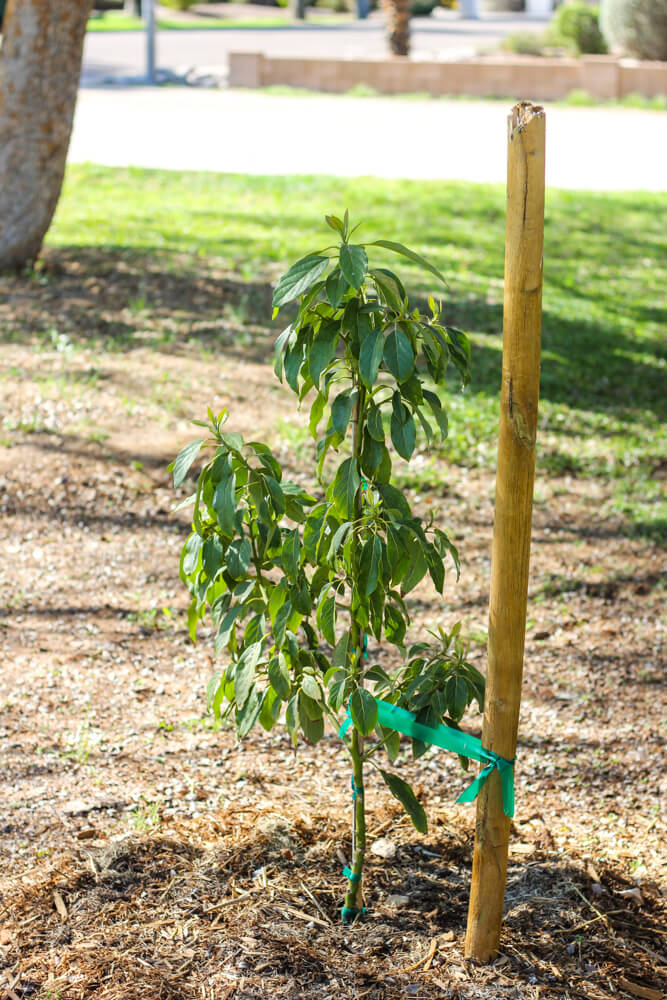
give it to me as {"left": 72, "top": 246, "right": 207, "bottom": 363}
{"left": 0, "top": 250, "right": 665, "bottom": 1000}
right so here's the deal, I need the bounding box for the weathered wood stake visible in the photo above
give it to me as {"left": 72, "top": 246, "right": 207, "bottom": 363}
{"left": 465, "top": 101, "right": 546, "bottom": 963}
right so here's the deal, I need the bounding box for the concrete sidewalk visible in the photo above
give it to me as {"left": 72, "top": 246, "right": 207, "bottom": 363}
{"left": 68, "top": 87, "right": 667, "bottom": 191}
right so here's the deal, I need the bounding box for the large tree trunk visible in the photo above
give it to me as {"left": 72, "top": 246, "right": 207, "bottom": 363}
{"left": 0, "top": 0, "right": 92, "bottom": 271}
{"left": 383, "top": 0, "right": 410, "bottom": 56}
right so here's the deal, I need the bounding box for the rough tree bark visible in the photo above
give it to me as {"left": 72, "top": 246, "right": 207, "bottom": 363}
{"left": 382, "top": 0, "right": 411, "bottom": 56}
{"left": 0, "top": 0, "right": 93, "bottom": 271}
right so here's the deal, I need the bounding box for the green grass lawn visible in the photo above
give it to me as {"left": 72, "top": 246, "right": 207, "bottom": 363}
{"left": 87, "top": 10, "right": 351, "bottom": 30}
{"left": 50, "top": 166, "right": 666, "bottom": 540}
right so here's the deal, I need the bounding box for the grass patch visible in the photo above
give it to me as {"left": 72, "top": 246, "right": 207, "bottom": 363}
{"left": 43, "top": 167, "right": 667, "bottom": 540}
{"left": 87, "top": 10, "right": 351, "bottom": 30}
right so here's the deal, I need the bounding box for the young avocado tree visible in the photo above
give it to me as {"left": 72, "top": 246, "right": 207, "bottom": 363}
{"left": 172, "top": 213, "right": 485, "bottom": 922}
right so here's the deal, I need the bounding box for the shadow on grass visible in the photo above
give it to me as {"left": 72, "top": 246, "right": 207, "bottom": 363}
{"left": 3, "top": 246, "right": 665, "bottom": 424}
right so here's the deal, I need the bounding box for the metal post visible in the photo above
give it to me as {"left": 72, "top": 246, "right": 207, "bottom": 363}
{"left": 143, "top": 0, "right": 155, "bottom": 84}
{"left": 459, "top": 0, "right": 479, "bottom": 18}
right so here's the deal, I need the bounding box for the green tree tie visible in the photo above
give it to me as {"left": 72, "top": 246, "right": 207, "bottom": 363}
{"left": 340, "top": 697, "right": 515, "bottom": 818}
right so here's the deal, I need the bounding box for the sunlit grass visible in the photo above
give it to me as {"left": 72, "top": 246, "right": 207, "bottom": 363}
{"left": 50, "top": 166, "right": 667, "bottom": 539}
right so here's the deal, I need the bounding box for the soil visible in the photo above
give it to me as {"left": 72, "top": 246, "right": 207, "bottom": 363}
{"left": 0, "top": 249, "right": 665, "bottom": 1000}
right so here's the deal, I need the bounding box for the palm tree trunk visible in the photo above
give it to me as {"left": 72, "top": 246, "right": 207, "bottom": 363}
{"left": 0, "top": 0, "right": 92, "bottom": 271}
{"left": 482, "top": 0, "right": 525, "bottom": 11}
{"left": 382, "top": 0, "right": 411, "bottom": 57}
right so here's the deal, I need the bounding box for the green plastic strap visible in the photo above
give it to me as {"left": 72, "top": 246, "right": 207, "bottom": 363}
{"left": 339, "top": 697, "right": 515, "bottom": 818}
{"left": 343, "top": 866, "right": 360, "bottom": 883}
{"left": 341, "top": 905, "right": 366, "bottom": 923}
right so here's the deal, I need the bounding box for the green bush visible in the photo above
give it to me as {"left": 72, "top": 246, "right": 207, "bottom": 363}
{"left": 550, "top": 3, "right": 607, "bottom": 55}
{"left": 411, "top": 0, "right": 438, "bottom": 16}
{"left": 600, "top": 0, "right": 667, "bottom": 61}
{"left": 502, "top": 31, "right": 547, "bottom": 56}
{"left": 159, "top": 0, "right": 200, "bottom": 10}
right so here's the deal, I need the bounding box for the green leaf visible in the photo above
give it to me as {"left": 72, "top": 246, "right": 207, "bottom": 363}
{"left": 218, "top": 431, "right": 243, "bottom": 454}
{"left": 282, "top": 530, "right": 301, "bottom": 582}
{"left": 359, "top": 535, "right": 382, "bottom": 597}
{"left": 332, "top": 630, "right": 352, "bottom": 671}
{"left": 361, "top": 431, "right": 389, "bottom": 480}
{"left": 377, "top": 482, "right": 412, "bottom": 518}
{"left": 328, "top": 521, "right": 352, "bottom": 561}
{"left": 206, "top": 669, "right": 225, "bottom": 718}
{"left": 423, "top": 389, "right": 449, "bottom": 439}
{"left": 259, "top": 687, "right": 280, "bottom": 732}
{"left": 273, "top": 324, "right": 295, "bottom": 381}
{"left": 329, "top": 674, "right": 349, "bottom": 712}
{"left": 234, "top": 641, "right": 263, "bottom": 709}
{"left": 400, "top": 548, "right": 428, "bottom": 594}
{"left": 268, "top": 653, "right": 291, "bottom": 700}
{"left": 309, "top": 391, "right": 326, "bottom": 439}
{"left": 445, "top": 675, "right": 469, "bottom": 722}
{"left": 384, "top": 603, "right": 407, "bottom": 646}
{"left": 350, "top": 688, "right": 378, "bottom": 736}
{"left": 181, "top": 532, "right": 203, "bottom": 576}
{"left": 301, "top": 673, "right": 320, "bottom": 700}
{"left": 237, "top": 689, "right": 262, "bottom": 738}
{"left": 366, "top": 404, "right": 384, "bottom": 442}
{"left": 326, "top": 267, "right": 348, "bottom": 308}
{"left": 339, "top": 244, "right": 368, "bottom": 291}
{"left": 379, "top": 769, "right": 428, "bottom": 833}
{"left": 303, "top": 503, "right": 328, "bottom": 562}
{"left": 445, "top": 327, "right": 471, "bottom": 385}
{"left": 390, "top": 394, "right": 416, "bottom": 461}
{"left": 264, "top": 474, "right": 286, "bottom": 517}
{"left": 215, "top": 603, "right": 243, "bottom": 653}
{"left": 273, "top": 599, "right": 293, "bottom": 648}
{"left": 370, "top": 269, "right": 404, "bottom": 314}
{"left": 382, "top": 728, "right": 401, "bottom": 764}
{"left": 384, "top": 327, "right": 414, "bottom": 384}
{"left": 369, "top": 239, "right": 448, "bottom": 288}
{"left": 331, "top": 457, "right": 360, "bottom": 519}
{"left": 316, "top": 590, "right": 337, "bottom": 646}
{"left": 359, "top": 328, "right": 386, "bottom": 390}
{"left": 331, "top": 388, "right": 357, "bottom": 438}
{"left": 285, "top": 694, "right": 298, "bottom": 745}
{"left": 299, "top": 706, "right": 325, "bottom": 744}
{"left": 202, "top": 536, "right": 224, "bottom": 580}
{"left": 213, "top": 467, "right": 236, "bottom": 537}
{"left": 325, "top": 214, "right": 345, "bottom": 236}
{"left": 309, "top": 322, "right": 338, "bottom": 387}
{"left": 426, "top": 546, "right": 445, "bottom": 594}
{"left": 171, "top": 439, "right": 204, "bottom": 488}
{"left": 226, "top": 537, "right": 252, "bottom": 580}
{"left": 273, "top": 255, "right": 330, "bottom": 308}
{"left": 284, "top": 338, "right": 305, "bottom": 394}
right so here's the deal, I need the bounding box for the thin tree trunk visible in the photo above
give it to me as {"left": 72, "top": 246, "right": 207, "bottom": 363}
{"left": 290, "top": 0, "right": 306, "bottom": 21}
{"left": 0, "top": 0, "right": 93, "bottom": 271}
{"left": 382, "top": 0, "right": 410, "bottom": 56}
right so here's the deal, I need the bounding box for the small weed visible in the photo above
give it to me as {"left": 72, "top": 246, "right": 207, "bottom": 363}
{"left": 62, "top": 719, "right": 94, "bottom": 764}
{"left": 128, "top": 798, "right": 160, "bottom": 831}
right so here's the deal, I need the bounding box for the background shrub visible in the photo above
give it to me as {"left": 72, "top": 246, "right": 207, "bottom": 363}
{"left": 550, "top": 2, "right": 607, "bottom": 55}
{"left": 159, "top": 0, "right": 200, "bottom": 10}
{"left": 600, "top": 0, "right": 667, "bottom": 61}
{"left": 502, "top": 30, "right": 547, "bottom": 56}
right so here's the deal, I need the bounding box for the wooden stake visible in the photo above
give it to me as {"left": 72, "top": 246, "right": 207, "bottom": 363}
{"left": 465, "top": 101, "right": 546, "bottom": 963}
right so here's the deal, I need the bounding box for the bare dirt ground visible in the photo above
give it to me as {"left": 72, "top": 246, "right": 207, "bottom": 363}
{"left": 0, "top": 250, "right": 665, "bottom": 1000}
